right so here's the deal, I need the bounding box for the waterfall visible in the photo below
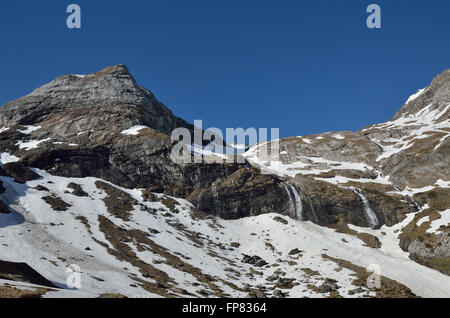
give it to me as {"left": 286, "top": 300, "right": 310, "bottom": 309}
{"left": 354, "top": 190, "right": 379, "bottom": 228}
{"left": 282, "top": 183, "right": 303, "bottom": 221}
{"left": 282, "top": 184, "right": 295, "bottom": 216}
{"left": 212, "top": 184, "right": 218, "bottom": 201}
{"left": 410, "top": 195, "right": 422, "bottom": 212}
{"left": 306, "top": 197, "right": 318, "bottom": 223}
{"left": 211, "top": 184, "right": 219, "bottom": 211}
{"left": 288, "top": 184, "right": 303, "bottom": 221}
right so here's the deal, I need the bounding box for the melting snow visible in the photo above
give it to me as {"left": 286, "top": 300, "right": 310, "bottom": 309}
{"left": 0, "top": 153, "right": 20, "bottom": 165}
{"left": 16, "top": 138, "right": 52, "bottom": 150}
{"left": 17, "top": 125, "right": 41, "bottom": 135}
{"left": 417, "top": 216, "right": 430, "bottom": 227}
{"left": 427, "top": 210, "right": 450, "bottom": 234}
{"left": 121, "top": 125, "right": 149, "bottom": 136}
{"left": 0, "top": 168, "right": 449, "bottom": 298}
{"left": 406, "top": 88, "right": 425, "bottom": 104}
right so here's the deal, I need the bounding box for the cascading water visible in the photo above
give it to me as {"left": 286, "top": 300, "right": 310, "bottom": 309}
{"left": 282, "top": 183, "right": 303, "bottom": 221}
{"left": 353, "top": 189, "right": 379, "bottom": 228}
{"left": 211, "top": 184, "right": 219, "bottom": 211}
{"left": 288, "top": 184, "right": 303, "bottom": 221}
{"left": 282, "top": 184, "right": 295, "bottom": 216}
{"left": 410, "top": 195, "right": 423, "bottom": 212}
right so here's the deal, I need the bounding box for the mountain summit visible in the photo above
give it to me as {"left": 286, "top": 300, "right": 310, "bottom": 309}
{"left": 0, "top": 65, "right": 192, "bottom": 136}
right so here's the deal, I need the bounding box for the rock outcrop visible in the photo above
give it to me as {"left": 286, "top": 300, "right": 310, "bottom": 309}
{"left": 0, "top": 65, "right": 292, "bottom": 221}
{"left": 0, "top": 65, "right": 193, "bottom": 136}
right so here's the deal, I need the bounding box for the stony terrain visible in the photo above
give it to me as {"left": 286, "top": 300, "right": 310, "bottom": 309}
{"left": 0, "top": 65, "right": 448, "bottom": 298}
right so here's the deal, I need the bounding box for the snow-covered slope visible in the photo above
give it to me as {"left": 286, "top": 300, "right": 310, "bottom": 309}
{"left": 241, "top": 71, "right": 450, "bottom": 278}
{"left": 0, "top": 167, "right": 449, "bottom": 298}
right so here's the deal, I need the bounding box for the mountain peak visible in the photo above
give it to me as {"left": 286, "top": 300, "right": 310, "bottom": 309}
{"left": 27, "top": 64, "right": 138, "bottom": 98}
{"left": 97, "top": 64, "right": 130, "bottom": 74}
{"left": 80, "top": 64, "right": 133, "bottom": 79}
{"left": 58, "top": 64, "right": 133, "bottom": 81}
{"left": 0, "top": 65, "right": 194, "bottom": 135}
{"left": 63, "top": 64, "right": 131, "bottom": 78}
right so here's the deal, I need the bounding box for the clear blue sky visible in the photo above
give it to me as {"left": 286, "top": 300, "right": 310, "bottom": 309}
{"left": 1, "top": 0, "right": 449, "bottom": 138}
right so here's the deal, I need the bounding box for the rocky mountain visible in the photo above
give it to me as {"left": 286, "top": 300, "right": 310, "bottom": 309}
{"left": 0, "top": 65, "right": 448, "bottom": 298}
{"left": 0, "top": 65, "right": 193, "bottom": 135}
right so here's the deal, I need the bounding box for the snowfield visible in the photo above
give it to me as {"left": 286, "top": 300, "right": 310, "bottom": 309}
{"left": 1, "top": 168, "right": 449, "bottom": 298}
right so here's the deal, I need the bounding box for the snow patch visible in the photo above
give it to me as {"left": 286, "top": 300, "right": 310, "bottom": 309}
{"left": 121, "top": 125, "right": 149, "bottom": 136}
{"left": 427, "top": 210, "right": 450, "bottom": 234}
{"left": 406, "top": 88, "right": 425, "bottom": 104}
{"left": 0, "top": 153, "right": 20, "bottom": 165}
{"left": 18, "top": 126, "right": 41, "bottom": 135}
{"left": 16, "top": 138, "right": 52, "bottom": 150}
{"left": 416, "top": 216, "right": 429, "bottom": 227}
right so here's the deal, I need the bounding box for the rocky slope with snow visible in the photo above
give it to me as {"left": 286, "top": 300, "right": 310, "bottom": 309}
{"left": 0, "top": 66, "right": 448, "bottom": 298}
{"left": 243, "top": 69, "right": 450, "bottom": 275}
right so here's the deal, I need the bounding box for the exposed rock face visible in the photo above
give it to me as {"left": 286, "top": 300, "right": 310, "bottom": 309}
{"left": 361, "top": 69, "right": 450, "bottom": 189}
{"left": 277, "top": 132, "right": 381, "bottom": 167}
{"left": 0, "top": 65, "right": 192, "bottom": 136}
{"left": 0, "top": 162, "right": 40, "bottom": 184}
{"left": 0, "top": 260, "right": 56, "bottom": 288}
{"left": 0, "top": 65, "right": 198, "bottom": 191}
{"left": 188, "top": 167, "right": 287, "bottom": 219}
{"left": 239, "top": 69, "right": 449, "bottom": 271}
{"left": 289, "top": 176, "right": 379, "bottom": 227}
{"left": 392, "top": 69, "right": 450, "bottom": 121}
{"left": 0, "top": 65, "right": 291, "bottom": 222}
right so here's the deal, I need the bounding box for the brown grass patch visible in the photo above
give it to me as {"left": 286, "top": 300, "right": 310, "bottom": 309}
{"left": 67, "top": 183, "right": 89, "bottom": 197}
{"left": 42, "top": 196, "right": 71, "bottom": 211}
{"left": 330, "top": 222, "right": 381, "bottom": 248}
{"left": 96, "top": 215, "right": 234, "bottom": 297}
{"left": 0, "top": 285, "right": 48, "bottom": 298}
{"left": 95, "top": 181, "right": 136, "bottom": 221}
{"left": 322, "top": 254, "right": 417, "bottom": 298}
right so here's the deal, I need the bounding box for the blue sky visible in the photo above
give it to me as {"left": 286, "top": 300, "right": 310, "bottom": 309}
{"left": 0, "top": 0, "right": 449, "bottom": 138}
